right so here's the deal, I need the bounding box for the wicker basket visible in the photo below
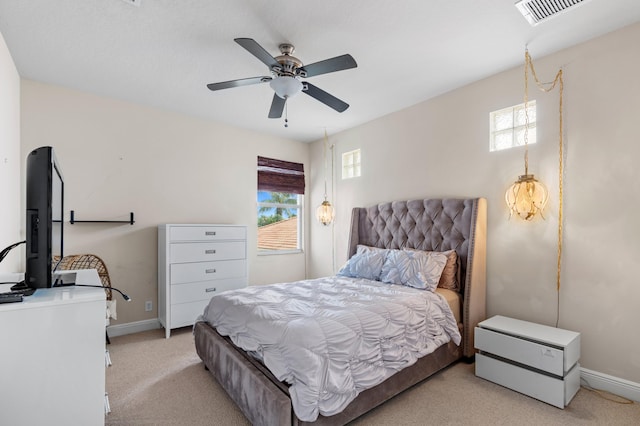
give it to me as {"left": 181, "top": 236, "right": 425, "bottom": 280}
{"left": 54, "top": 254, "right": 113, "bottom": 300}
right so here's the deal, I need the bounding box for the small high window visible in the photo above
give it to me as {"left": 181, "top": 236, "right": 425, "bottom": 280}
{"left": 342, "top": 149, "right": 361, "bottom": 179}
{"left": 490, "top": 101, "right": 536, "bottom": 152}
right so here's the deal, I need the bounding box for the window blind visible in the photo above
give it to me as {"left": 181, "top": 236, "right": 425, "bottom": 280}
{"left": 257, "top": 156, "right": 305, "bottom": 194}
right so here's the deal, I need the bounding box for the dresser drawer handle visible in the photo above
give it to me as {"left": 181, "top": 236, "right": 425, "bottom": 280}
{"left": 205, "top": 249, "right": 217, "bottom": 254}
{"left": 205, "top": 287, "right": 217, "bottom": 293}
{"left": 205, "top": 269, "right": 217, "bottom": 274}
{"left": 205, "top": 231, "right": 217, "bottom": 236}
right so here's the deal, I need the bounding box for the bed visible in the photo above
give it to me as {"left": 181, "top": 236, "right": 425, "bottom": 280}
{"left": 194, "top": 197, "right": 487, "bottom": 425}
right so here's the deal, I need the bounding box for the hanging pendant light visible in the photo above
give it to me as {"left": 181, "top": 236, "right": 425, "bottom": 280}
{"left": 506, "top": 173, "right": 548, "bottom": 220}
{"left": 316, "top": 129, "right": 335, "bottom": 226}
{"left": 316, "top": 198, "right": 335, "bottom": 226}
{"left": 506, "top": 50, "right": 549, "bottom": 221}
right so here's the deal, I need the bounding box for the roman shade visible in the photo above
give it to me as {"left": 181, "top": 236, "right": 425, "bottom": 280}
{"left": 257, "top": 156, "right": 305, "bottom": 195}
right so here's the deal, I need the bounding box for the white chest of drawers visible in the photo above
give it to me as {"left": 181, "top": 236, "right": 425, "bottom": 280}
{"left": 158, "top": 224, "right": 247, "bottom": 338}
{"left": 474, "top": 315, "right": 581, "bottom": 408}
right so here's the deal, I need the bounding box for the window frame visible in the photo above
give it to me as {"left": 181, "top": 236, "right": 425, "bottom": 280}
{"left": 256, "top": 156, "right": 305, "bottom": 256}
{"left": 490, "top": 100, "right": 537, "bottom": 152}
{"left": 342, "top": 149, "right": 361, "bottom": 179}
{"left": 257, "top": 191, "right": 303, "bottom": 256}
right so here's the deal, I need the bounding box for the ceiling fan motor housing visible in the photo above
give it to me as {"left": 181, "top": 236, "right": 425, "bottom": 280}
{"left": 274, "top": 43, "right": 303, "bottom": 77}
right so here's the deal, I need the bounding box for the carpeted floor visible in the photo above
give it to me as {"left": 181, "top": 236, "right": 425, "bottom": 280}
{"left": 105, "top": 327, "right": 639, "bottom": 425}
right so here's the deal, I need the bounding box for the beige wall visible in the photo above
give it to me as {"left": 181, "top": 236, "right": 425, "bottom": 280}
{"left": 20, "top": 80, "right": 309, "bottom": 324}
{"left": 0, "top": 31, "right": 21, "bottom": 273}
{"left": 309, "top": 22, "right": 640, "bottom": 384}
{"left": 9, "top": 20, "right": 640, "bottom": 387}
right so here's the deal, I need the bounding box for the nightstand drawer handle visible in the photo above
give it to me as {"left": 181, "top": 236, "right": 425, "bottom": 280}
{"left": 205, "top": 287, "right": 217, "bottom": 293}
{"left": 205, "top": 249, "right": 217, "bottom": 254}
{"left": 205, "top": 269, "right": 217, "bottom": 274}
{"left": 205, "top": 231, "right": 217, "bottom": 236}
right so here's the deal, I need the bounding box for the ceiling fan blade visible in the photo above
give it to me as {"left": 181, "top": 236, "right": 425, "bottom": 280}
{"left": 234, "top": 38, "right": 281, "bottom": 70}
{"left": 268, "top": 93, "right": 286, "bottom": 118}
{"left": 207, "top": 76, "right": 271, "bottom": 91}
{"left": 303, "top": 83, "right": 349, "bottom": 113}
{"left": 300, "top": 54, "right": 357, "bottom": 78}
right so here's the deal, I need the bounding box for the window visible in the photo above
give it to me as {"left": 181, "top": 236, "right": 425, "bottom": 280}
{"left": 257, "top": 157, "right": 304, "bottom": 254}
{"left": 342, "top": 149, "right": 361, "bottom": 179}
{"left": 490, "top": 101, "right": 536, "bottom": 152}
{"left": 257, "top": 192, "right": 302, "bottom": 252}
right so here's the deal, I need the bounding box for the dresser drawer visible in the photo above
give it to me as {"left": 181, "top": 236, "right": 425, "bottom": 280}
{"left": 170, "top": 241, "right": 245, "bottom": 263}
{"left": 476, "top": 353, "right": 580, "bottom": 409}
{"left": 170, "top": 300, "right": 211, "bottom": 329}
{"left": 170, "top": 226, "right": 246, "bottom": 242}
{"left": 171, "top": 278, "right": 246, "bottom": 304}
{"left": 475, "top": 327, "right": 565, "bottom": 376}
{"left": 170, "top": 259, "right": 246, "bottom": 284}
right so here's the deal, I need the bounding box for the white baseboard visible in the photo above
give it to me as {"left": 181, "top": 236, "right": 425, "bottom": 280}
{"left": 107, "top": 318, "right": 161, "bottom": 337}
{"left": 580, "top": 367, "right": 640, "bottom": 402}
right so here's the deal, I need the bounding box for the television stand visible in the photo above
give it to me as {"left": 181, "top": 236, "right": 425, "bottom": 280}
{"left": 0, "top": 269, "right": 106, "bottom": 425}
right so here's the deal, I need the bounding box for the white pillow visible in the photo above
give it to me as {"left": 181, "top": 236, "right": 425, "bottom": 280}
{"left": 337, "top": 249, "right": 387, "bottom": 281}
{"left": 404, "top": 248, "right": 460, "bottom": 291}
{"left": 380, "top": 249, "right": 448, "bottom": 291}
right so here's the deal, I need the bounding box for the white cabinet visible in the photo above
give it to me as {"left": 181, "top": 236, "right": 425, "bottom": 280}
{"left": 475, "top": 315, "right": 581, "bottom": 408}
{"left": 0, "top": 269, "right": 106, "bottom": 426}
{"left": 158, "top": 224, "right": 247, "bottom": 338}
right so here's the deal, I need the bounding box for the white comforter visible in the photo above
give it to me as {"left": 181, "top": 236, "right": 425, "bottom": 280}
{"left": 201, "top": 276, "right": 461, "bottom": 422}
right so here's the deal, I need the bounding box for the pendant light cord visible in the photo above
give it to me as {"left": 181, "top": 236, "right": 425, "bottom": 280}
{"left": 525, "top": 50, "right": 564, "bottom": 327}
{"left": 330, "top": 141, "right": 336, "bottom": 274}
{"left": 323, "top": 129, "right": 329, "bottom": 200}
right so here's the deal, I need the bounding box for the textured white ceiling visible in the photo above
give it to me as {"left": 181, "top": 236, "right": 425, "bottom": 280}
{"left": 1, "top": 0, "right": 639, "bottom": 142}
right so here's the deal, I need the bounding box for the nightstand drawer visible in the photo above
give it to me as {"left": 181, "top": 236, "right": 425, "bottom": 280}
{"left": 476, "top": 353, "right": 580, "bottom": 409}
{"left": 170, "top": 278, "right": 246, "bottom": 304}
{"left": 170, "top": 259, "right": 246, "bottom": 284}
{"left": 170, "top": 226, "right": 246, "bottom": 242}
{"left": 170, "top": 241, "right": 245, "bottom": 263}
{"left": 475, "top": 327, "right": 565, "bottom": 376}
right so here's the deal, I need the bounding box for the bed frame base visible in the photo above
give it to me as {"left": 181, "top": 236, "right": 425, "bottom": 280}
{"left": 194, "top": 321, "right": 461, "bottom": 426}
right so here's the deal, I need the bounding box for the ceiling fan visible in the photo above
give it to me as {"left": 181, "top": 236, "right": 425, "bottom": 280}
{"left": 207, "top": 38, "right": 357, "bottom": 120}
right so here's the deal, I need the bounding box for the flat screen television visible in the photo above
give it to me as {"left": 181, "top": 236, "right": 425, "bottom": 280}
{"left": 24, "top": 146, "right": 64, "bottom": 289}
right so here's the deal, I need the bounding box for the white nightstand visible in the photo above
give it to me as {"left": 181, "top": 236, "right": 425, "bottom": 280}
{"left": 474, "top": 315, "right": 581, "bottom": 408}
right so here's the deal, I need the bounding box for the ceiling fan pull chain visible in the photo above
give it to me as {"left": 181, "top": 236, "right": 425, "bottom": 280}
{"left": 284, "top": 101, "right": 289, "bottom": 128}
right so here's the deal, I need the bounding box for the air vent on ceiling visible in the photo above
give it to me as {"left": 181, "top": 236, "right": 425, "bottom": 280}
{"left": 515, "top": 0, "right": 590, "bottom": 26}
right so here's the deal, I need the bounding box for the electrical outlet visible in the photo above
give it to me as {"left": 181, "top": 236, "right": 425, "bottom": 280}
{"left": 145, "top": 301, "right": 152, "bottom": 312}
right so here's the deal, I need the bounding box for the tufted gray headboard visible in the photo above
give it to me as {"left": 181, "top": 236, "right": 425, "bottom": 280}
{"left": 347, "top": 198, "right": 487, "bottom": 358}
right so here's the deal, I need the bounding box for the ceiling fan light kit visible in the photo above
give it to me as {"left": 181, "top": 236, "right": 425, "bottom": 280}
{"left": 270, "top": 76, "right": 303, "bottom": 99}
{"left": 207, "top": 38, "right": 357, "bottom": 122}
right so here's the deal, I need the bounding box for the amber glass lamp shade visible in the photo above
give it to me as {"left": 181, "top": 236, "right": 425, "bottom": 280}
{"left": 505, "top": 174, "right": 549, "bottom": 221}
